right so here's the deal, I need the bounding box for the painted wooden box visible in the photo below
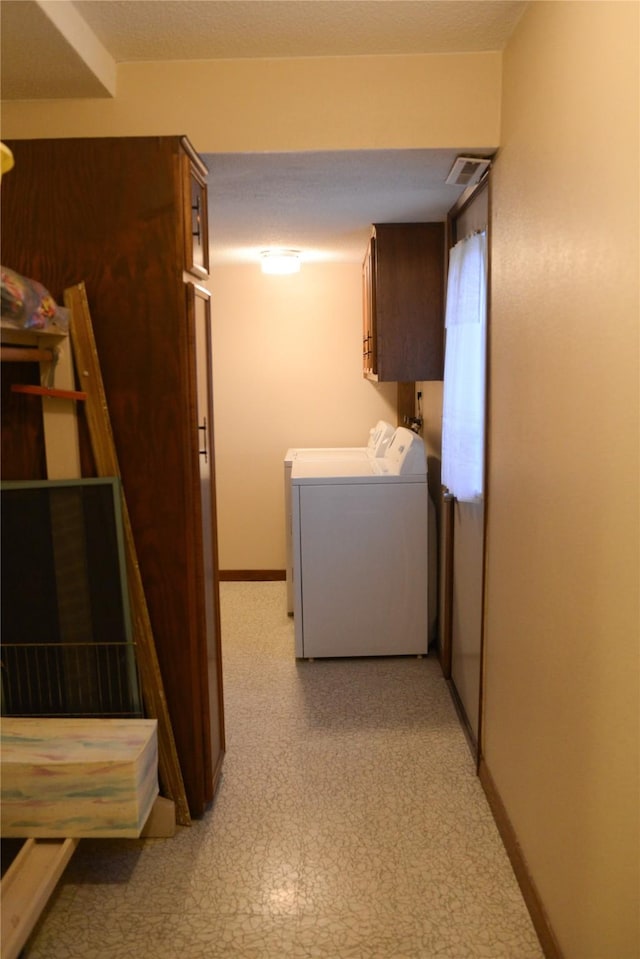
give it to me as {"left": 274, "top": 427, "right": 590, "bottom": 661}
{"left": 1, "top": 718, "right": 158, "bottom": 838}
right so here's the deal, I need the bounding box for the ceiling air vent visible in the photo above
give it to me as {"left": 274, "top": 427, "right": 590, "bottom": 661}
{"left": 445, "top": 156, "right": 492, "bottom": 187}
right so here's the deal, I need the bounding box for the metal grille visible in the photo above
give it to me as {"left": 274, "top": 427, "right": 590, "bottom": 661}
{"left": 1, "top": 642, "right": 143, "bottom": 718}
{"left": 2, "top": 478, "right": 143, "bottom": 720}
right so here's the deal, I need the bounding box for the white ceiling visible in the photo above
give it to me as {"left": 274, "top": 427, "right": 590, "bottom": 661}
{"left": 76, "top": 0, "right": 526, "bottom": 58}
{"left": 0, "top": 1, "right": 527, "bottom": 264}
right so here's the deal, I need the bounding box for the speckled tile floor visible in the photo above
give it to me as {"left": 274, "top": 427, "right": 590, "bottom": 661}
{"left": 24, "top": 582, "right": 544, "bottom": 959}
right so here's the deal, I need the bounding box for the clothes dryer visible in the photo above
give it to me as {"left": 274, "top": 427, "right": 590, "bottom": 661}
{"left": 284, "top": 420, "right": 395, "bottom": 613}
{"left": 291, "top": 428, "right": 429, "bottom": 658}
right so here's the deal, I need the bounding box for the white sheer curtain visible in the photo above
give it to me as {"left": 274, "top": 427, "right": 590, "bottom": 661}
{"left": 441, "top": 230, "right": 487, "bottom": 503}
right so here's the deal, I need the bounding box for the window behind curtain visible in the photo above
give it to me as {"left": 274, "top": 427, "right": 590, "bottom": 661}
{"left": 441, "top": 230, "right": 487, "bottom": 503}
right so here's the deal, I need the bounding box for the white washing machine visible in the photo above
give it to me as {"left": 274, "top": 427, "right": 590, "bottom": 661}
{"left": 284, "top": 421, "right": 396, "bottom": 613}
{"left": 291, "top": 427, "right": 430, "bottom": 659}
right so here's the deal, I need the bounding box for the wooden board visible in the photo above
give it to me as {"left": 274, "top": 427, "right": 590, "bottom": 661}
{"left": 64, "top": 282, "right": 191, "bottom": 827}
{"left": 1, "top": 837, "right": 79, "bottom": 959}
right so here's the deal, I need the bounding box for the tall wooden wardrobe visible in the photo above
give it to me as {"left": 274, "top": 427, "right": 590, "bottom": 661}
{"left": 0, "top": 136, "right": 224, "bottom": 818}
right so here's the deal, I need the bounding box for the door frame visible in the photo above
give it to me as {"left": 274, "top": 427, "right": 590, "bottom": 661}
{"left": 440, "top": 172, "right": 491, "bottom": 768}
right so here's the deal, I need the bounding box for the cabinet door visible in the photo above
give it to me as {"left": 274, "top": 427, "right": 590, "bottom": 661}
{"left": 362, "top": 236, "right": 377, "bottom": 377}
{"left": 371, "top": 223, "right": 444, "bottom": 382}
{"left": 181, "top": 139, "right": 210, "bottom": 279}
{"left": 189, "top": 281, "right": 225, "bottom": 799}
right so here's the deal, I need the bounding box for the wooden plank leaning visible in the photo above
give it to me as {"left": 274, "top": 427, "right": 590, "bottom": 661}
{"left": 63, "top": 282, "right": 191, "bottom": 827}
{"left": 1, "top": 838, "right": 79, "bottom": 959}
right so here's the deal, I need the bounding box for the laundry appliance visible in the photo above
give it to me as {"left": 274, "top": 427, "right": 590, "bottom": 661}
{"left": 291, "top": 427, "right": 429, "bottom": 659}
{"left": 284, "top": 420, "right": 395, "bottom": 613}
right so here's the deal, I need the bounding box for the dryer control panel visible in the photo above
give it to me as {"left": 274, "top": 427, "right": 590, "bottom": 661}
{"left": 385, "top": 427, "right": 427, "bottom": 475}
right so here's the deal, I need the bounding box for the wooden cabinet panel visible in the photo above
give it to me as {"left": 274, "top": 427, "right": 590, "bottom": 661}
{"left": 363, "top": 223, "right": 445, "bottom": 382}
{"left": 188, "top": 281, "right": 225, "bottom": 802}
{"left": 181, "top": 138, "right": 210, "bottom": 279}
{"left": 1, "top": 137, "right": 224, "bottom": 817}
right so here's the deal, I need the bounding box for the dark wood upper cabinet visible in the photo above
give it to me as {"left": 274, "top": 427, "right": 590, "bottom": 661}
{"left": 1, "top": 136, "right": 224, "bottom": 818}
{"left": 362, "top": 222, "right": 445, "bottom": 382}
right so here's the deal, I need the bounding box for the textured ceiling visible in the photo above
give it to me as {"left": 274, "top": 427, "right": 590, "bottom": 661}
{"left": 0, "top": 1, "right": 524, "bottom": 263}
{"left": 1, "top": 0, "right": 113, "bottom": 99}
{"left": 206, "top": 148, "right": 488, "bottom": 264}
{"left": 72, "top": 0, "right": 526, "bottom": 61}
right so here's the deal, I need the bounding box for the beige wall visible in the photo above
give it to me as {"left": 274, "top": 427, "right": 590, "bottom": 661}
{"left": 209, "top": 262, "right": 396, "bottom": 569}
{"left": 0, "top": 52, "right": 501, "bottom": 151}
{"left": 416, "top": 380, "right": 444, "bottom": 461}
{"left": 486, "top": 3, "right": 639, "bottom": 958}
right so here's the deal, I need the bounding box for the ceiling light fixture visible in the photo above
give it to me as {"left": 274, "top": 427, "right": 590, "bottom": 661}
{"left": 260, "top": 250, "right": 301, "bottom": 275}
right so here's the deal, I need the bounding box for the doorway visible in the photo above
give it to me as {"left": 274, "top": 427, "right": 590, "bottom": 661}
{"left": 440, "top": 177, "right": 489, "bottom": 758}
